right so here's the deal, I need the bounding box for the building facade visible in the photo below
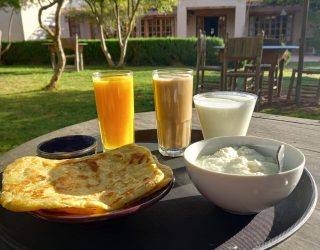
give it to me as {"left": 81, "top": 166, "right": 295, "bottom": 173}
{"left": 0, "top": 0, "right": 307, "bottom": 47}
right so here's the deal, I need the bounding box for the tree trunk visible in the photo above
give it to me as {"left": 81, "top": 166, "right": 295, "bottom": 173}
{"left": 41, "top": 0, "right": 66, "bottom": 90}
{"left": 44, "top": 38, "right": 66, "bottom": 90}
{"left": 117, "top": 38, "right": 128, "bottom": 67}
{"left": 0, "top": 31, "right": 2, "bottom": 64}
{"left": 99, "top": 24, "right": 115, "bottom": 67}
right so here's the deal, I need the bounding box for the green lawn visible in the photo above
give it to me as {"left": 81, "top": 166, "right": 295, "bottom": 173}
{"left": 0, "top": 64, "right": 319, "bottom": 155}
{"left": 0, "top": 65, "right": 156, "bottom": 155}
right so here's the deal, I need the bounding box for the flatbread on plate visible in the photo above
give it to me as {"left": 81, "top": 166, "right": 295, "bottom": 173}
{"left": 0, "top": 144, "right": 173, "bottom": 214}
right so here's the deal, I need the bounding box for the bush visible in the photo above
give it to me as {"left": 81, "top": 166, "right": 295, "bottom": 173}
{"left": 2, "top": 37, "right": 224, "bottom": 67}
{"left": 2, "top": 40, "right": 51, "bottom": 65}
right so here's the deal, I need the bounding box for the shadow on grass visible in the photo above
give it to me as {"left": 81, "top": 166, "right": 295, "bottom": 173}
{"left": 4, "top": 89, "right": 44, "bottom": 96}
{"left": 0, "top": 90, "right": 97, "bottom": 154}
{"left": 0, "top": 71, "right": 52, "bottom": 76}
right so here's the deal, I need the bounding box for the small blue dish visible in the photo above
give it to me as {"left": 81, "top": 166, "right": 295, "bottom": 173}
{"left": 37, "top": 135, "right": 97, "bottom": 159}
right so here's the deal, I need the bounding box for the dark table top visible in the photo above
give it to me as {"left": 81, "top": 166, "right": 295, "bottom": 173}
{"left": 213, "top": 45, "right": 299, "bottom": 50}
{"left": 0, "top": 111, "right": 319, "bottom": 249}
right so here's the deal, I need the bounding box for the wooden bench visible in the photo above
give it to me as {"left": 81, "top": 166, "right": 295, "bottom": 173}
{"left": 287, "top": 68, "right": 320, "bottom": 104}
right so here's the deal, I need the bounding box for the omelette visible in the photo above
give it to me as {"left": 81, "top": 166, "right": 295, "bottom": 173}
{"left": 0, "top": 144, "right": 173, "bottom": 214}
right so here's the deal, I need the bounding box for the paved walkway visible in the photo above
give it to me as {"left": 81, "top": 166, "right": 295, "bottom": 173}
{"left": 290, "top": 55, "right": 320, "bottom": 62}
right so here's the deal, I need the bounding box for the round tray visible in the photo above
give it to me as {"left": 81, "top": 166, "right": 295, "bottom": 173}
{"left": 0, "top": 130, "right": 317, "bottom": 250}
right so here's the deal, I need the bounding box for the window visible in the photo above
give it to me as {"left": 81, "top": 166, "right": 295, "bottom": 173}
{"left": 249, "top": 14, "right": 293, "bottom": 42}
{"left": 140, "top": 16, "right": 176, "bottom": 37}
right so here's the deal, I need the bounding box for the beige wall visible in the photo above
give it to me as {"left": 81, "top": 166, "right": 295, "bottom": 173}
{"left": 60, "top": 15, "right": 97, "bottom": 39}
{"left": 177, "top": 0, "right": 246, "bottom": 37}
{"left": 291, "top": 10, "right": 303, "bottom": 45}
{"left": 61, "top": 15, "right": 70, "bottom": 38}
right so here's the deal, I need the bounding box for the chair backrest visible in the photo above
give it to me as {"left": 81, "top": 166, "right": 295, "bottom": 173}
{"left": 224, "top": 35, "right": 264, "bottom": 62}
{"left": 61, "top": 34, "right": 78, "bottom": 51}
{"left": 196, "top": 30, "right": 207, "bottom": 69}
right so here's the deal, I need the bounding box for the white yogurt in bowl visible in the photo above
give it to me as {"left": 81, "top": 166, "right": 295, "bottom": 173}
{"left": 183, "top": 136, "right": 305, "bottom": 214}
{"left": 196, "top": 146, "right": 278, "bottom": 176}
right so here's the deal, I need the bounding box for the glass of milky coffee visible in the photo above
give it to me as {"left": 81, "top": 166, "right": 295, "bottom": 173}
{"left": 153, "top": 69, "right": 193, "bottom": 157}
{"left": 193, "top": 91, "right": 257, "bottom": 139}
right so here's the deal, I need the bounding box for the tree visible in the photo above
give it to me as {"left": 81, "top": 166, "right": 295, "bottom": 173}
{"left": 37, "top": 0, "right": 67, "bottom": 90}
{"left": 4, "top": 0, "right": 69, "bottom": 90}
{"left": 1, "top": 0, "right": 67, "bottom": 90}
{"left": 84, "top": 0, "right": 177, "bottom": 67}
{"left": 0, "top": 0, "right": 21, "bottom": 64}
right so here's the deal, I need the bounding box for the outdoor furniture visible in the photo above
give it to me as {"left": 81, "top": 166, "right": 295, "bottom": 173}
{"left": 222, "top": 34, "right": 264, "bottom": 109}
{"left": 45, "top": 35, "right": 86, "bottom": 72}
{"left": 0, "top": 111, "right": 319, "bottom": 249}
{"left": 287, "top": 68, "right": 320, "bottom": 104}
{"left": 195, "top": 30, "right": 222, "bottom": 93}
{"left": 260, "top": 45, "right": 299, "bottom": 104}
{"left": 245, "top": 39, "right": 282, "bottom": 100}
{"left": 215, "top": 44, "right": 299, "bottom": 105}
{"left": 61, "top": 35, "right": 81, "bottom": 72}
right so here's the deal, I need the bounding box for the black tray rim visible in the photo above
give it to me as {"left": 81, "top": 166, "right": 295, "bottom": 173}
{"left": 135, "top": 129, "right": 318, "bottom": 250}
{"left": 0, "top": 129, "right": 318, "bottom": 250}
{"left": 255, "top": 167, "right": 318, "bottom": 249}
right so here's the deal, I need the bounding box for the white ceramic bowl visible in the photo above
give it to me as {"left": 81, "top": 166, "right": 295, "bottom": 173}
{"left": 184, "top": 136, "right": 305, "bottom": 214}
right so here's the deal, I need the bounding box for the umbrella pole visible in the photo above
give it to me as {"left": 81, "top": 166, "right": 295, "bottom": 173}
{"left": 295, "top": 0, "right": 309, "bottom": 104}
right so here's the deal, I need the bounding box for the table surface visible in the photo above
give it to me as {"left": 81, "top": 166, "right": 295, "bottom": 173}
{"left": 0, "top": 111, "right": 319, "bottom": 249}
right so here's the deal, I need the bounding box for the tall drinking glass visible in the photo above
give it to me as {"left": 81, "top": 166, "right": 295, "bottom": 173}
{"left": 193, "top": 91, "right": 257, "bottom": 139}
{"left": 92, "top": 71, "right": 134, "bottom": 151}
{"left": 153, "top": 69, "right": 193, "bottom": 157}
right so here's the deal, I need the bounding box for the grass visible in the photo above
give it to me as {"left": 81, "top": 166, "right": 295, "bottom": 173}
{"left": 0, "top": 64, "right": 319, "bottom": 156}
{"left": 0, "top": 65, "right": 155, "bottom": 155}
{"left": 259, "top": 61, "right": 320, "bottom": 120}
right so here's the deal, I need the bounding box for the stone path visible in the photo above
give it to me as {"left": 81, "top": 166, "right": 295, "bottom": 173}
{"left": 290, "top": 54, "right": 320, "bottom": 63}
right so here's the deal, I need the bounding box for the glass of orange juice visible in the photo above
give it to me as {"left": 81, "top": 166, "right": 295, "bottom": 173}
{"left": 92, "top": 71, "right": 134, "bottom": 151}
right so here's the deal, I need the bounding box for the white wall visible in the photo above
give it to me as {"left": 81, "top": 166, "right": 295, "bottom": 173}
{"left": 0, "top": 8, "right": 24, "bottom": 41}
{"left": 177, "top": 0, "right": 246, "bottom": 37}
{"left": 21, "top": 4, "right": 48, "bottom": 40}
{"left": 0, "top": 2, "right": 70, "bottom": 41}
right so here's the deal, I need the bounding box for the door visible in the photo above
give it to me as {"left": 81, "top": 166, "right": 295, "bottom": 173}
{"left": 204, "top": 17, "right": 219, "bottom": 37}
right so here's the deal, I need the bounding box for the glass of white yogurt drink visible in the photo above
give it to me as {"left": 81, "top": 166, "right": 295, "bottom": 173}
{"left": 193, "top": 92, "right": 257, "bottom": 139}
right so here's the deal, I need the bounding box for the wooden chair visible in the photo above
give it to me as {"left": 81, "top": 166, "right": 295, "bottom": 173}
{"left": 222, "top": 34, "right": 264, "bottom": 109}
{"left": 60, "top": 34, "right": 83, "bottom": 72}
{"left": 195, "top": 30, "right": 222, "bottom": 94}
{"left": 245, "top": 39, "right": 281, "bottom": 97}
{"left": 287, "top": 68, "right": 320, "bottom": 105}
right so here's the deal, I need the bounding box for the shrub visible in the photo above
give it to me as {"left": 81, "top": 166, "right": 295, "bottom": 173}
{"left": 2, "top": 37, "right": 224, "bottom": 67}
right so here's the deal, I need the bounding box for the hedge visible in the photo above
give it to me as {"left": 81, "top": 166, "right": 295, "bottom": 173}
{"left": 2, "top": 37, "right": 224, "bottom": 67}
